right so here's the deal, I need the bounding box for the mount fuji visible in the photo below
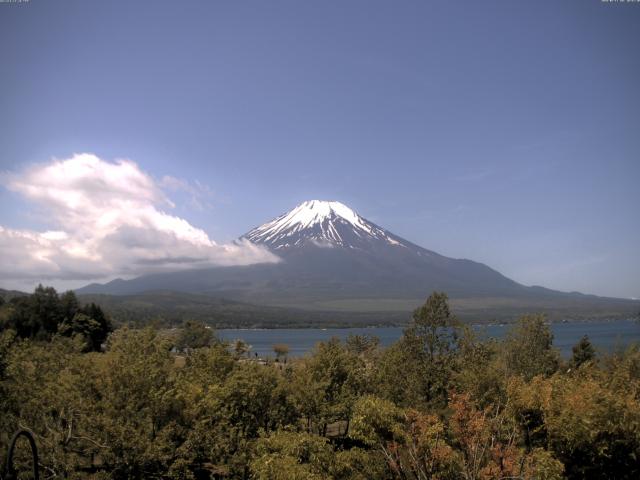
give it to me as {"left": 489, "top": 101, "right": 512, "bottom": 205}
{"left": 239, "top": 200, "right": 523, "bottom": 297}
{"left": 77, "top": 200, "right": 639, "bottom": 321}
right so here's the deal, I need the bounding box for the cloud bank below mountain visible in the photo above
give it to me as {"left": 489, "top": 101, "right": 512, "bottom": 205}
{"left": 0, "top": 153, "right": 278, "bottom": 289}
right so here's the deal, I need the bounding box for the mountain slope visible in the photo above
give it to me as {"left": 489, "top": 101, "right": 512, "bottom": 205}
{"left": 241, "top": 200, "right": 529, "bottom": 299}
{"left": 77, "top": 200, "right": 640, "bottom": 320}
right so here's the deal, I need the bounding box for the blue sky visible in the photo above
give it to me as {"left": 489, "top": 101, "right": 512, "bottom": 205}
{"left": 0, "top": 0, "right": 638, "bottom": 298}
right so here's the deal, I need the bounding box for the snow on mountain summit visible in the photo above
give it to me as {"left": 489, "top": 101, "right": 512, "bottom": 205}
{"left": 265, "top": 200, "right": 371, "bottom": 233}
{"left": 243, "top": 200, "right": 408, "bottom": 250}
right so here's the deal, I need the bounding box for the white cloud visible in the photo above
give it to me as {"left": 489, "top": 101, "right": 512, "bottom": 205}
{"left": 0, "top": 153, "right": 278, "bottom": 288}
{"left": 159, "top": 175, "right": 217, "bottom": 211}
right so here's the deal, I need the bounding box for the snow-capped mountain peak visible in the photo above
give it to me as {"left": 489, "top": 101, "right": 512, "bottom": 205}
{"left": 243, "top": 200, "right": 408, "bottom": 250}
{"left": 266, "top": 200, "right": 370, "bottom": 232}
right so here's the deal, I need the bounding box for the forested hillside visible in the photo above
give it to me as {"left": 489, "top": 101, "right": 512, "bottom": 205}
{"left": 1, "top": 291, "right": 639, "bottom": 479}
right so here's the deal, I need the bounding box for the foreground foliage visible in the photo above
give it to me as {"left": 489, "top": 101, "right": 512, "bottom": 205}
{"left": 1, "top": 291, "right": 639, "bottom": 479}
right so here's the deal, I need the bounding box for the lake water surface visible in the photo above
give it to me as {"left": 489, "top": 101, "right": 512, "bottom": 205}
{"left": 218, "top": 318, "right": 640, "bottom": 358}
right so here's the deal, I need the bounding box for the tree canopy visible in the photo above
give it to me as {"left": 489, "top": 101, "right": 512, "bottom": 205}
{"left": 0, "top": 285, "right": 112, "bottom": 351}
{"left": 1, "top": 290, "right": 639, "bottom": 479}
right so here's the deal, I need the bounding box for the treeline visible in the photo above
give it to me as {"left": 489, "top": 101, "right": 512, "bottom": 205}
{"left": 0, "top": 285, "right": 112, "bottom": 352}
{"left": 1, "top": 292, "right": 639, "bottom": 479}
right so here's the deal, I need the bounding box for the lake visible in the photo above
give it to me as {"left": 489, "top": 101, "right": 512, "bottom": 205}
{"left": 218, "top": 318, "right": 640, "bottom": 358}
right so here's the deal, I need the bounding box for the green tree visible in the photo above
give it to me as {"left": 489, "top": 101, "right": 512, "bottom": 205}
{"left": 408, "top": 291, "right": 460, "bottom": 361}
{"left": 30, "top": 284, "right": 63, "bottom": 337}
{"left": 2, "top": 285, "right": 63, "bottom": 339}
{"left": 571, "top": 334, "right": 596, "bottom": 368}
{"left": 251, "top": 430, "right": 334, "bottom": 480}
{"left": 57, "top": 303, "right": 112, "bottom": 352}
{"left": 78, "top": 302, "right": 112, "bottom": 350}
{"left": 346, "top": 333, "right": 380, "bottom": 355}
{"left": 504, "top": 314, "right": 559, "bottom": 380}
{"left": 59, "top": 290, "right": 80, "bottom": 321}
{"left": 377, "top": 292, "right": 460, "bottom": 408}
{"left": 197, "top": 363, "right": 297, "bottom": 477}
{"left": 171, "top": 343, "right": 237, "bottom": 477}
{"left": 175, "top": 320, "right": 214, "bottom": 351}
{"left": 96, "top": 328, "right": 181, "bottom": 477}
{"left": 58, "top": 312, "right": 103, "bottom": 352}
{"left": 290, "top": 338, "right": 367, "bottom": 435}
{"left": 375, "top": 339, "right": 425, "bottom": 407}
{"left": 2, "top": 292, "right": 42, "bottom": 339}
{"left": 221, "top": 362, "right": 295, "bottom": 438}
{"left": 453, "top": 326, "right": 506, "bottom": 409}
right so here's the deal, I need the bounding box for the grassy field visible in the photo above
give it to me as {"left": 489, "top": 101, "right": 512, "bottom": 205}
{"left": 74, "top": 289, "right": 640, "bottom": 329}
{"left": 271, "top": 297, "right": 425, "bottom": 312}
{"left": 268, "top": 294, "right": 640, "bottom": 323}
